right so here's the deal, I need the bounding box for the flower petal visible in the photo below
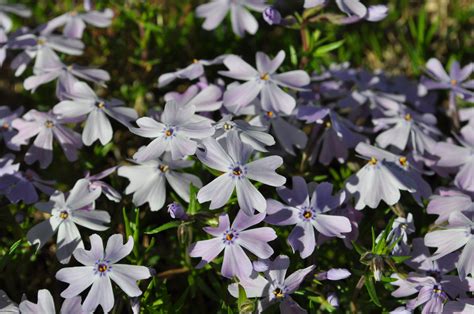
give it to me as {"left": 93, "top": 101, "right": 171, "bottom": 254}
{"left": 238, "top": 228, "right": 276, "bottom": 259}
{"left": 197, "top": 174, "right": 235, "bottom": 210}
{"left": 105, "top": 234, "right": 134, "bottom": 264}
{"left": 109, "top": 264, "right": 151, "bottom": 297}
{"left": 245, "top": 156, "right": 285, "bottom": 186}
{"left": 236, "top": 178, "right": 266, "bottom": 214}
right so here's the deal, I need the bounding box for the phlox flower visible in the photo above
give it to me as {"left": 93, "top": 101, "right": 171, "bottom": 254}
{"left": 196, "top": 130, "right": 285, "bottom": 215}
{"left": 196, "top": 0, "right": 267, "bottom": 37}
{"left": 27, "top": 179, "right": 110, "bottom": 263}
{"left": 373, "top": 105, "right": 441, "bottom": 155}
{"left": 130, "top": 101, "right": 215, "bottom": 161}
{"left": 164, "top": 83, "right": 223, "bottom": 113}
{"left": 22, "top": 47, "right": 110, "bottom": 94}
{"left": 427, "top": 188, "right": 474, "bottom": 224}
{"left": 421, "top": 58, "right": 473, "bottom": 110}
{"left": 335, "top": 0, "right": 388, "bottom": 23}
{"left": 9, "top": 31, "right": 84, "bottom": 76}
{"left": 345, "top": 143, "right": 427, "bottom": 209}
{"left": 214, "top": 115, "right": 275, "bottom": 152}
{"left": 118, "top": 154, "right": 202, "bottom": 211}
{"left": 227, "top": 255, "right": 315, "bottom": 313}
{"left": 434, "top": 130, "right": 474, "bottom": 192}
{"left": 424, "top": 211, "right": 474, "bottom": 278}
{"left": 189, "top": 210, "right": 276, "bottom": 279}
{"left": 158, "top": 55, "right": 228, "bottom": 87}
{"left": 11, "top": 109, "right": 82, "bottom": 169}
{"left": 265, "top": 176, "right": 351, "bottom": 258}
{"left": 53, "top": 81, "right": 138, "bottom": 145}
{"left": 56, "top": 234, "right": 152, "bottom": 313}
{"left": 220, "top": 50, "right": 310, "bottom": 114}
{"left": 19, "top": 289, "right": 84, "bottom": 313}
{"left": 44, "top": 4, "right": 113, "bottom": 39}
{"left": 391, "top": 239, "right": 471, "bottom": 313}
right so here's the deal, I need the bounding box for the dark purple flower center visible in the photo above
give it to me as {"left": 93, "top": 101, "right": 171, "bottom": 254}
{"left": 232, "top": 167, "right": 243, "bottom": 176}
{"left": 223, "top": 229, "right": 239, "bottom": 244}
{"left": 300, "top": 206, "right": 316, "bottom": 221}
{"left": 164, "top": 128, "right": 174, "bottom": 137}
{"left": 95, "top": 260, "right": 112, "bottom": 276}
{"left": 432, "top": 285, "right": 448, "bottom": 301}
{"left": 59, "top": 211, "right": 69, "bottom": 220}
{"left": 44, "top": 120, "right": 54, "bottom": 128}
{"left": 272, "top": 287, "right": 285, "bottom": 299}
{"left": 98, "top": 263, "right": 108, "bottom": 273}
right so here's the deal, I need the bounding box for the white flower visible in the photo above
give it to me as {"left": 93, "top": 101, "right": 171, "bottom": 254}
{"left": 26, "top": 179, "right": 110, "bottom": 264}
{"left": 56, "top": 234, "right": 152, "bottom": 313}
{"left": 18, "top": 289, "right": 85, "bottom": 313}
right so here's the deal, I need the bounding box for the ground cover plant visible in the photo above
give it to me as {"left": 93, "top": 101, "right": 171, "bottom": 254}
{"left": 0, "top": 0, "right": 473, "bottom": 313}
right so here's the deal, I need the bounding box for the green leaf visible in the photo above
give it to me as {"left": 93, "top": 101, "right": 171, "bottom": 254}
{"left": 391, "top": 255, "right": 411, "bottom": 264}
{"left": 313, "top": 175, "right": 328, "bottom": 182}
{"left": 237, "top": 284, "right": 247, "bottom": 310}
{"left": 364, "top": 276, "right": 382, "bottom": 307}
{"left": 133, "top": 208, "right": 140, "bottom": 243}
{"left": 313, "top": 40, "right": 345, "bottom": 57}
{"left": 289, "top": 46, "right": 298, "bottom": 67}
{"left": 187, "top": 184, "right": 200, "bottom": 215}
{"left": 145, "top": 221, "right": 182, "bottom": 235}
{"left": 122, "top": 207, "right": 132, "bottom": 239}
{"left": 371, "top": 227, "right": 376, "bottom": 250}
{"left": 0, "top": 239, "right": 22, "bottom": 270}
{"left": 375, "top": 216, "right": 395, "bottom": 255}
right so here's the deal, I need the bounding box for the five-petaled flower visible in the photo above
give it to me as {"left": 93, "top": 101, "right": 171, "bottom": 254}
{"left": 197, "top": 130, "right": 285, "bottom": 215}
{"left": 189, "top": 210, "right": 277, "bottom": 279}
{"left": 56, "top": 233, "right": 152, "bottom": 313}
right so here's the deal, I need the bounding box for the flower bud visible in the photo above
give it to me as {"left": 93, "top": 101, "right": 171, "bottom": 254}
{"left": 167, "top": 202, "right": 187, "bottom": 220}
{"left": 263, "top": 7, "right": 282, "bottom": 25}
